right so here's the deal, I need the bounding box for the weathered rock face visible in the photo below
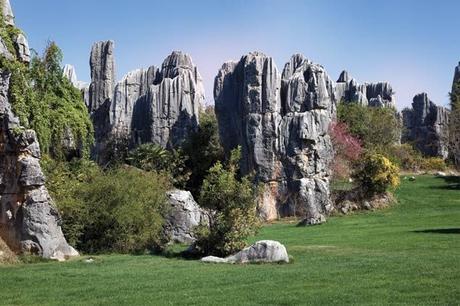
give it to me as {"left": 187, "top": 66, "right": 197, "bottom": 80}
{"left": 87, "top": 42, "right": 203, "bottom": 161}
{"left": 402, "top": 93, "right": 450, "bottom": 159}
{"left": 163, "top": 190, "right": 209, "bottom": 244}
{"left": 13, "top": 33, "right": 30, "bottom": 63}
{"left": 201, "top": 240, "right": 289, "bottom": 264}
{"left": 0, "top": 69, "right": 78, "bottom": 259}
{"left": 215, "top": 53, "right": 335, "bottom": 223}
{"left": 0, "top": 37, "right": 13, "bottom": 61}
{"left": 1, "top": 0, "right": 14, "bottom": 26}
{"left": 335, "top": 70, "right": 396, "bottom": 108}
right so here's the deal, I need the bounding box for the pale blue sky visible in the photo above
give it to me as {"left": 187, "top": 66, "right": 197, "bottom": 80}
{"left": 11, "top": 0, "right": 460, "bottom": 109}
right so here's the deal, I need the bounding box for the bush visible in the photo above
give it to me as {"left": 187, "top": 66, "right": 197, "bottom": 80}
{"left": 194, "top": 147, "right": 260, "bottom": 257}
{"left": 386, "top": 144, "right": 423, "bottom": 171}
{"left": 421, "top": 157, "right": 447, "bottom": 171}
{"left": 44, "top": 159, "right": 171, "bottom": 253}
{"left": 352, "top": 153, "right": 400, "bottom": 195}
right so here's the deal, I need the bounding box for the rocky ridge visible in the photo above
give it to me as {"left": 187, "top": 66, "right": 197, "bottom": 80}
{"left": 335, "top": 70, "right": 396, "bottom": 107}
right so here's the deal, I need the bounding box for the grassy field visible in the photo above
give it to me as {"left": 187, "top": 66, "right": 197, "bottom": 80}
{"left": 0, "top": 175, "right": 459, "bottom": 305}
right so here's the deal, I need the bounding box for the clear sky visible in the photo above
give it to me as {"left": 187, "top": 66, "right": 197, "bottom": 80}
{"left": 11, "top": 0, "right": 460, "bottom": 109}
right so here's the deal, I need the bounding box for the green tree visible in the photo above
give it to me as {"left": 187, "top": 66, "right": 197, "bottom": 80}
{"left": 182, "top": 107, "right": 224, "bottom": 196}
{"left": 337, "top": 103, "right": 401, "bottom": 154}
{"left": 194, "top": 147, "right": 260, "bottom": 257}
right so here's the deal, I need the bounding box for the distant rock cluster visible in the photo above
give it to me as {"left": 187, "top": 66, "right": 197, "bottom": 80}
{"left": 334, "top": 70, "right": 396, "bottom": 107}
{"left": 402, "top": 93, "right": 450, "bottom": 159}
{"left": 215, "top": 53, "right": 335, "bottom": 223}
{"left": 82, "top": 41, "right": 204, "bottom": 162}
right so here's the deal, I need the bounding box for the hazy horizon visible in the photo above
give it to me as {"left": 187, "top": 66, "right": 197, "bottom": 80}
{"left": 12, "top": 0, "right": 460, "bottom": 109}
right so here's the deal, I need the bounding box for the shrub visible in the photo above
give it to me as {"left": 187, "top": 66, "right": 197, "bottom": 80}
{"left": 387, "top": 144, "right": 423, "bottom": 171}
{"left": 421, "top": 157, "right": 447, "bottom": 171}
{"left": 352, "top": 153, "right": 400, "bottom": 195}
{"left": 44, "top": 159, "right": 171, "bottom": 253}
{"left": 194, "top": 147, "right": 260, "bottom": 257}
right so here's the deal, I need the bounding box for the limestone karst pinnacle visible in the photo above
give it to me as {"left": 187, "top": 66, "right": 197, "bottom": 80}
{"left": 402, "top": 93, "right": 450, "bottom": 159}
{"left": 215, "top": 52, "right": 335, "bottom": 223}
{"left": 86, "top": 42, "right": 204, "bottom": 162}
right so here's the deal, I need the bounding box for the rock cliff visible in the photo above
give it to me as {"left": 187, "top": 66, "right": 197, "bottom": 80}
{"left": 402, "top": 93, "right": 450, "bottom": 159}
{"left": 214, "top": 52, "right": 335, "bottom": 223}
{"left": 0, "top": 0, "right": 78, "bottom": 260}
{"left": 335, "top": 70, "right": 396, "bottom": 107}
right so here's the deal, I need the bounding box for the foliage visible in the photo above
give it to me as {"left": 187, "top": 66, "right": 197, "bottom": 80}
{"left": 182, "top": 106, "right": 224, "bottom": 196}
{"left": 1, "top": 16, "right": 93, "bottom": 160}
{"left": 194, "top": 147, "right": 260, "bottom": 257}
{"left": 337, "top": 103, "right": 401, "bottom": 154}
{"left": 387, "top": 144, "right": 447, "bottom": 171}
{"left": 127, "top": 143, "right": 190, "bottom": 188}
{"left": 43, "top": 159, "right": 171, "bottom": 253}
{"left": 352, "top": 153, "right": 400, "bottom": 195}
{"left": 449, "top": 77, "right": 460, "bottom": 168}
{"left": 329, "top": 121, "right": 363, "bottom": 180}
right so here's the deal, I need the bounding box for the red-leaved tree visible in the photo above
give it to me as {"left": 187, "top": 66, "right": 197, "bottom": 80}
{"left": 329, "top": 121, "right": 363, "bottom": 180}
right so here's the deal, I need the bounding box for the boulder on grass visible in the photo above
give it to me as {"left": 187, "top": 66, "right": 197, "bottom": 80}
{"left": 163, "top": 190, "right": 209, "bottom": 244}
{"left": 201, "top": 240, "right": 289, "bottom": 264}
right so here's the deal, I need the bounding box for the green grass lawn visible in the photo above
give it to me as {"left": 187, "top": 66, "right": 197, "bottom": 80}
{"left": 0, "top": 176, "right": 459, "bottom": 305}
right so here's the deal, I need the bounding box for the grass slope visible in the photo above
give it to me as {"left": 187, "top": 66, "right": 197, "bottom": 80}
{"left": 0, "top": 176, "right": 459, "bottom": 305}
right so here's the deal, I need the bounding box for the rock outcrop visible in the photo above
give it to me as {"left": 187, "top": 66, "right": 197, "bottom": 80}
{"left": 0, "top": 70, "right": 78, "bottom": 259}
{"left": 201, "top": 240, "right": 289, "bottom": 264}
{"left": 215, "top": 53, "right": 334, "bottom": 223}
{"left": 86, "top": 41, "right": 203, "bottom": 162}
{"left": 402, "top": 93, "right": 450, "bottom": 159}
{"left": 1, "top": 0, "right": 14, "bottom": 26}
{"left": 0, "top": 2, "right": 77, "bottom": 260}
{"left": 335, "top": 70, "right": 396, "bottom": 107}
{"left": 164, "top": 190, "right": 209, "bottom": 244}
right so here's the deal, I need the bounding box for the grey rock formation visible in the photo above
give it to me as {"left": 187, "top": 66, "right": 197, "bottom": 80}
{"left": 1, "top": 0, "right": 14, "bottom": 26}
{"left": 163, "top": 190, "right": 209, "bottom": 244}
{"left": 0, "top": 69, "right": 78, "bottom": 259}
{"left": 86, "top": 42, "right": 204, "bottom": 162}
{"left": 13, "top": 33, "right": 30, "bottom": 63}
{"left": 402, "top": 93, "right": 450, "bottom": 159}
{"left": 201, "top": 240, "right": 289, "bottom": 264}
{"left": 214, "top": 53, "right": 334, "bottom": 223}
{"left": 335, "top": 70, "right": 396, "bottom": 107}
{"left": 63, "top": 64, "right": 88, "bottom": 89}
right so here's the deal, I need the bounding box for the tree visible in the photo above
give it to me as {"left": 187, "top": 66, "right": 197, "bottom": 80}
{"left": 337, "top": 103, "right": 401, "bottom": 154}
{"left": 182, "top": 107, "right": 224, "bottom": 197}
{"left": 194, "top": 147, "right": 260, "bottom": 257}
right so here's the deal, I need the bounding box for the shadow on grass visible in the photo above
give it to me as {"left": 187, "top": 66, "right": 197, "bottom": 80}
{"left": 412, "top": 228, "right": 460, "bottom": 234}
{"left": 431, "top": 176, "right": 460, "bottom": 190}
